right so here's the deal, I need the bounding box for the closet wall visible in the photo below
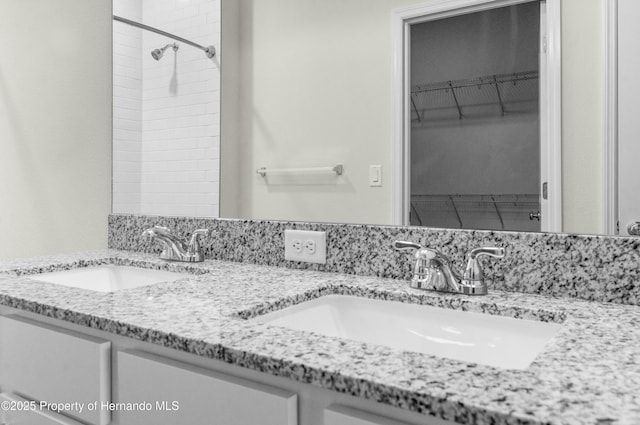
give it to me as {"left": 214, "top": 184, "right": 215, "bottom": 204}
{"left": 410, "top": 3, "right": 540, "bottom": 231}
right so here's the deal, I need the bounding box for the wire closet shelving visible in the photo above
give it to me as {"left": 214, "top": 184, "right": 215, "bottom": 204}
{"left": 410, "top": 194, "right": 540, "bottom": 231}
{"left": 410, "top": 70, "right": 539, "bottom": 123}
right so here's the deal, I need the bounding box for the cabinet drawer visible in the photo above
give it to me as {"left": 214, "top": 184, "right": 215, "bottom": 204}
{"left": 0, "top": 315, "right": 111, "bottom": 425}
{"left": 117, "top": 350, "right": 297, "bottom": 425}
{"left": 325, "top": 405, "right": 413, "bottom": 425}
{"left": 0, "top": 392, "right": 86, "bottom": 425}
{"left": 325, "top": 405, "right": 457, "bottom": 425}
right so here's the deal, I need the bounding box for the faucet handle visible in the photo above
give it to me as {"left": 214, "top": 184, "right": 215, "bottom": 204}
{"left": 393, "top": 241, "right": 423, "bottom": 251}
{"left": 144, "top": 225, "right": 175, "bottom": 238}
{"left": 142, "top": 225, "right": 173, "bottom": 240}
{"left": 470, "top": 247, "right": 506, "bottom": 258}
{"left": 463, "top": 247, "right": 506, "bottom": 283}
{"left": 393, "top": 241, "right": 446, "bottom": 262}
{"left": 188, "top": 229, "right": 210, "bottom": 254}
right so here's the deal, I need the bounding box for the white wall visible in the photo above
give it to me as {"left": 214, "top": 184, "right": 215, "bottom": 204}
{"left": 113, "top": 0, "right": 221, "bottom": 218}
{"left": 113, "top": 0, "right": 143, "bottom": 214}
{"left": 220, "top": 0, "right": 242, "bottom": 218}
{"left": 0, "top": 0, "right": 112, "bottom": 260}
{"left": 221, "top": 0, "right": 420, "bottom": 224}
{"left": 561, "top": 0, "right": 603, "bottom": 234}
{"left": 221, "top": 0, "right": 607, "bottom": 234}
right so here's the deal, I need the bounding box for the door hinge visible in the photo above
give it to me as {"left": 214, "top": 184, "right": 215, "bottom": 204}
{"left": 542, "top": 182, "right": 548, "bottom": 200}
{"left": 543, "top": 35, "right": 548, "bottom": 53}
{"left": 616, "top": 220, "right": 620, "bottom": 234}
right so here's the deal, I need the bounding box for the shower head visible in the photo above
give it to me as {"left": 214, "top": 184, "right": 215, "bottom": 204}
{"left": 151, "top": 43, "right": 179, "bottom": 61}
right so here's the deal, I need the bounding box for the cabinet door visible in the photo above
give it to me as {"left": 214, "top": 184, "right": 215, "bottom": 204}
{"left": 0, "top": 393, "right": 85, "bottom": 425}
{"left": 117, "top": 350, "right": 297, "bottom": 425}
{"left": 0, "top": 315, "right": 111, "bottom": 425}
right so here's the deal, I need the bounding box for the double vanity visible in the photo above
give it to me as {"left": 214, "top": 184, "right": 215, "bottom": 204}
{"left": 0, "top": 216, "right": 639, "bottom": 425}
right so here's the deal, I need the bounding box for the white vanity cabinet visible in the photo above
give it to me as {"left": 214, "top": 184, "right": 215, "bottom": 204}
{"left": 0, "top": 393, "right": 85, "bottom": 425}
{"left": 0, "top": 309, "right": 459, "bottom": 425}
{"left": 116, "top": 350, "right": 298, "bottom": 425}
{"left": 0, "top": 315, "right": 111, "bottom": 425}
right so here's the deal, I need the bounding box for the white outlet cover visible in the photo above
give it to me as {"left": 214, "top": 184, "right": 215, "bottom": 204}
{"left": 285, "top": 230, "right": 326, "bottom": 264}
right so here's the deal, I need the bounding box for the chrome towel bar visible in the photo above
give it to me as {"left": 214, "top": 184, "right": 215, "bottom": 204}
{"left": 256, "top": 165, "right": 343, "bottom": 177}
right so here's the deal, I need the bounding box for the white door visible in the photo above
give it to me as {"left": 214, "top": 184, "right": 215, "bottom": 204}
{"left": 618, "top": 0, "right": 640, "bottom": 236}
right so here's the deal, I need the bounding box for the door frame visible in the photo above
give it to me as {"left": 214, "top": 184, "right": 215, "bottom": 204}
{"left": 602, "top": 0, "right": 617, "bottom": 234}
{"left": 390, "top": 0, "right": 562, "bottom": 232}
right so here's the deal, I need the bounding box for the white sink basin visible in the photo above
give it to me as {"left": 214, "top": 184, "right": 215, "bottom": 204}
{"left": 252, "top": 295, "right": 562, "bottom": 370}
{"left": 31, "top": 265, "right": 191, "bottom": 293}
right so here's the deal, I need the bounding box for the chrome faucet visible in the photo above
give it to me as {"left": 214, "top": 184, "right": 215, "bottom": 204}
{"left": 394, "top": 241, "right": 505, "bottom": 295}
{"left": 142, "top": 226, "right": 210, "bottom": 262}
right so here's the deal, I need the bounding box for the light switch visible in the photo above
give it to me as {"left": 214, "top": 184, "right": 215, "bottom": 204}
{"left": 369, "top": 165, "right": 382, "bottom": 187}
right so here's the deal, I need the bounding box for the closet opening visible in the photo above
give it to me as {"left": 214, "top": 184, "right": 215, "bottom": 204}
{"left": 392, "top": 0, "right": 561, "bottom": 232}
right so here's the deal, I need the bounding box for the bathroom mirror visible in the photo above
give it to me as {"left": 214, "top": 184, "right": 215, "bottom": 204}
{"left": 112, "top": 0, "right": 634, "bottom": 236}
{"left": 112, "top": 0, "right": 221, "bottom": 218}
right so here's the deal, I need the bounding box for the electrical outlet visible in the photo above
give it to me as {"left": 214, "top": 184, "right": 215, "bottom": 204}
{"left": 285, "top": 230, "right": 326, "bottom": 264}
{"left": 292, "top": 240, "right": 302, "bottom": 253}
{"left": 304, "top": 240, "right": 316, "bottom": 255}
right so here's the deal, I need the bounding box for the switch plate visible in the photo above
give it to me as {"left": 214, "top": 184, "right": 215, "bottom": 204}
{"left": 369, "top": 165, "right": 382, "bottom": 187}
{"left": 285, "top": 230, "right": 326, "bottom": 264}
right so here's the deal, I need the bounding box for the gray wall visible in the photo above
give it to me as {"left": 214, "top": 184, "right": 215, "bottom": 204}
{"left": 410, "top": 3, "right": 540, "bottom": 196}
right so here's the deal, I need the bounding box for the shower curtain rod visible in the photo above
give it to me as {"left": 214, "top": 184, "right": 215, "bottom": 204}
{"left": 113, "top": 15, "right": 215, "bottom": 58}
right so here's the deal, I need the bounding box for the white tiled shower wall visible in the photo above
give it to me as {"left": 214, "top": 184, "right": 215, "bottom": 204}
{"left": 113, "top": 0, "right": 220, "bottom": 217}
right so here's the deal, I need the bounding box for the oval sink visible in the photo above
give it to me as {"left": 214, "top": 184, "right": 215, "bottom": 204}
{"left": 30, "top": 265, "right": 191, "bottom": 293}
{"left": 252, "top": 294, "right": 562, "bottom": 370}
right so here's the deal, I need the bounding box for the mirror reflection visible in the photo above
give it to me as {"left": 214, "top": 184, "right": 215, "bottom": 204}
{"left": 112, "top": 0, "right": 220, "bottom": 217}
{"left": 111, "top": 0, "right": 634, "bottom": 237}
{"left": 407, "top": 3, "right": 540, "bottom": 232}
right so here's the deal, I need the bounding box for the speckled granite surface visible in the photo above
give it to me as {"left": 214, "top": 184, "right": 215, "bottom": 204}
{"left": 108, "top": 214, "right": 640, "bottom": 306}
{"left": 0, "top": 250, "right": 639, "bottom": 425}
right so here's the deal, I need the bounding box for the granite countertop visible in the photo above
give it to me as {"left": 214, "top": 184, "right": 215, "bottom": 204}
{"left": 0, "top": 250, "right": 639, "bottom": 425}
